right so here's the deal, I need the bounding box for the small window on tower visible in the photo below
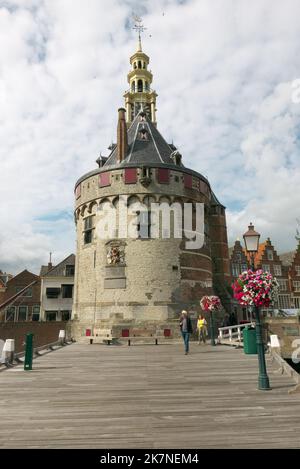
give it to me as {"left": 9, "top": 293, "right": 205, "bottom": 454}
{"left": 83, "top": 215, "right": 94, "bottom": 244}
{"left": 138, "top": 61, "right": 142, "bottom": 69}
{"left": 134, "top": 62, "right": 137, "bottom": 69}
{"left": 143, "top": 62, "right": 146, "bottom": 69}
{"left": 137, "top": 79, "right": 143, "bottom": 92}
{"left": 138, "top": 129, "right": 148, "bottom": 140}
{"left": 131, "top": 82, "right": 135, "bottom": 92}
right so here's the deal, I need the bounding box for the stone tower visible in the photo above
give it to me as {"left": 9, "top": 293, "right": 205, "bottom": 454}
{"left": 72, "top": 38, "right": 231, "bottom": 340}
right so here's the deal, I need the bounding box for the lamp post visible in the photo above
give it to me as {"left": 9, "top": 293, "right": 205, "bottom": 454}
{"left": 210, "top": 312, "right": 215, "bottom": 346}
{"left": 243, "top": 223, "right": 270, "bottom": 390}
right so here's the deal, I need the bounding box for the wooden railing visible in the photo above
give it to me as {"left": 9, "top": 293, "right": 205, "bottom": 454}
{"left": 0, "top": 338, "right": 74, "bottom": 370}
{"left": 218, "top": 322, "right": 255, "bottom": 346}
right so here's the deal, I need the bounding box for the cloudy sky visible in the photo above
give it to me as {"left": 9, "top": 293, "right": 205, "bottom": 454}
{"left": 1, "top": 0, "right": 300, "bottom": 274}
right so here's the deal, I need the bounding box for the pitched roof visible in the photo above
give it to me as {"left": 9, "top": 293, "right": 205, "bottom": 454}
{"left": 104, "top": 111, "right": 180, "bottom": 168}
{"left": 43, "top": 254, "right": 75, "bottom": 277}
{"left": 6, "top": 269, "right": 39, "bottom": 284}
{"left": 279, "top": 251, "right": 295, "bottom": 266}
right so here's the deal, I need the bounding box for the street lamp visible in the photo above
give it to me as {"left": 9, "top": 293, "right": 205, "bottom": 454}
{"left": 243, "top": 223, "right": 270, "bottom": 390}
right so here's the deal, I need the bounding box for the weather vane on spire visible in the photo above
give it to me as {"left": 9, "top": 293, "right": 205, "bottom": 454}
{"left": 132, "top": 15, "right": 146, "bottom": 51}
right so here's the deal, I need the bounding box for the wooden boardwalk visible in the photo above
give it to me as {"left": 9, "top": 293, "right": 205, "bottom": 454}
{"left": 0, "top": 342, "right": 300, "bottom": 449}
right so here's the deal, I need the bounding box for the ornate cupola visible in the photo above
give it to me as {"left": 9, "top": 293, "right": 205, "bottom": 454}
{"left": 124, "top": 17, "right": 157, "bottom": 126}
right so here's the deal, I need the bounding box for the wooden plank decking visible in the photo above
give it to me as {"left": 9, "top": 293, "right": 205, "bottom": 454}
{"left": 0, "top": 343, "right": 299, "bottom": 449}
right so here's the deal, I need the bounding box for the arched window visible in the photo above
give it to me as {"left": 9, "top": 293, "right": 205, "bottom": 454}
{"left": 131, "top": 81, "right": 135, "bottom": 92}
{"left": 137, "top": 79, "right": 143, "bottom": 92}
{"left": 143, "top": 62, "right": 146, "bottom": 69}
{"left": 138, "top": 60, "right": 142, "bottom": 69}
{"left": 145, "top": 81, "right": 149, "bottom": 91}
{"left": 134, "top": 62, "right": 137, "bottom": 69}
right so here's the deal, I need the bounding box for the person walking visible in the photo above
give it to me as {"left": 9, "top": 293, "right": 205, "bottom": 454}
{"left": 179, "top": 310, "right": 193, "bottom": 355}
{"left": 197, "top": 314, "right": 207, "bottom": 344}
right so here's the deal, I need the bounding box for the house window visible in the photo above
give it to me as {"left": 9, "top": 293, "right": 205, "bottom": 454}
{"left": 293, "top": 281, "right": 300, "bottom": 292}
{"left": 15, "top": 286, "right": 32, "bottom": 297}
{"left": 18, "top": 306, "right": 28, "bottom": 321}
{"left": 62, "top": 311, "right": 71, "bottom": 321}
{"left": 273, "top": 265, "right": 282, "bottom": 276}
{"left": 62, "top": 284, "right": 73, "bottom": 299}
{"left": 5, "top": 306, "right": 15, "bottom": 322}
{"left": 46, "top": 287, "right": 61, "bottom": 299}
{"left": 32, "top": 305, "right": 40, "bottom": 322}
{"left": 241, "top": 264, "right": 248, "bottom": 272}
{"left": 295, "top": 265, "right": 300, "bottom": 276}
{"left": 65, "top": 265, "right": 75, "bottom": 276}
{"left": 46, "top": 311, "right": 57, "bottom": 321}
{"left": 267, "top": 250, "right": 273, "bottom": 261}
{"left": 262, "top": 264, "right": 270, "bottom": 272}
{"left": 278, "top": 295, "right": 291, "bottom": 309}
{"left": 84, "top": 216, "right": 94, "bottom": 244}
{"left": 294, "top": 297, "right": 300, "bottom": 308}
{"left": 278, "top": 279, "right": 288, "bottom": 291}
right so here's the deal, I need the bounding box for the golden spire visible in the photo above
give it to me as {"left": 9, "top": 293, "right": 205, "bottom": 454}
{"left": 124, "top": 15, "right": 157, "bottom": 126}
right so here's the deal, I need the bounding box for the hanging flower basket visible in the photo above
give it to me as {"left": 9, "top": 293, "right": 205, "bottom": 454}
{"left": 200, "top": 295, "right": 222, "bottom": 312}
{"left": 232, "top": 269, "right": 279, "bottom": 308}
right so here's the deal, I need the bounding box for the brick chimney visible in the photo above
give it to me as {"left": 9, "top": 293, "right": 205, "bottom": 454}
{"left": 117, "top": 108, "right": 128, "bottom": 163}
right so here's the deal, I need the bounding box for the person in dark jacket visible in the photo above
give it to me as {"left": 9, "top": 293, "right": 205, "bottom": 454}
{"left": 179, "top": 310, "right": 193, "bottom": 355}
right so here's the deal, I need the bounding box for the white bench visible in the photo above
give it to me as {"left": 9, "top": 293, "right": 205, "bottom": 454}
{"left": 89, "top": 328, "right": 117, "bottom": 345}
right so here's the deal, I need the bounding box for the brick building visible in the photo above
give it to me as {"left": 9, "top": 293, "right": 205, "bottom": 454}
{"left": 0, "top": 270, "right": 41, "bottom": 322}
{"left": 229, "top": 237, "right": 300, "bottom": 318}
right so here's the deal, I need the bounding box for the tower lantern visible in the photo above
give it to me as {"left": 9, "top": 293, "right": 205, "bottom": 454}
{"left": 124, "top": 16, "right": 157, "bottom": 126}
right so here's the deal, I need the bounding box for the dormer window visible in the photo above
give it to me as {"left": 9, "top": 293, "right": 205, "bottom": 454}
{"left": 138, "top": 129, "right": 148, "bottom": 140}
{"left": 171, "top": 150, "right": 182, "bottom": 166}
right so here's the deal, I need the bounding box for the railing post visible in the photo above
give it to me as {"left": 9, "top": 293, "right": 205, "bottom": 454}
{"left": 24, "top": 333, "right": 34, "bottom": 371}
{"left": 59, "top": 330, "right": 66, "bottom": 346}
{"left": 229, "top": 328, "right": 233, "bottom": 343}
{"left": 2, "top": 339, "right": 15, "bottom": 365}
{"left": 238, "top": 327, "right": 242, "bottom": 342}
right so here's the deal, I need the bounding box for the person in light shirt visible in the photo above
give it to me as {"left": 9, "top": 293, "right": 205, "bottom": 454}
{"left": 179, "top": 310, "right": 193, "bottom": 355}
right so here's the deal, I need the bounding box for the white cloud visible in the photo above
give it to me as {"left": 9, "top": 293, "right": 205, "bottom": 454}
{"left": 0, "top": 0, "right": 300, "bottom": 274}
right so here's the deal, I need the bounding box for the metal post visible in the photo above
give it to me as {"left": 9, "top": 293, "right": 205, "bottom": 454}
{"left": 254, "top": 306, "right": 271, "bottom": 390}
{"left": 24, "top": 333, "right": 34, "bottom": 371}
{"left": 210, "top": 312, "right": 216, "bottom": 346}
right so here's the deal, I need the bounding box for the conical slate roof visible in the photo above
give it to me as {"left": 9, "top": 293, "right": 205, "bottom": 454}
{"left": 104, "top": 111, "right": 183, "bottom": 168}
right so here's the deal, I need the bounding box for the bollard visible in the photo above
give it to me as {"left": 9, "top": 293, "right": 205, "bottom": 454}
{"left": 58, "top": 330, "right": 66, "bottom": 346}
{"left": 24, "top": 333, "right": 34, "bottom": 371}
{"left": 2, "top": 339, "right": 15, "bottom": 365}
